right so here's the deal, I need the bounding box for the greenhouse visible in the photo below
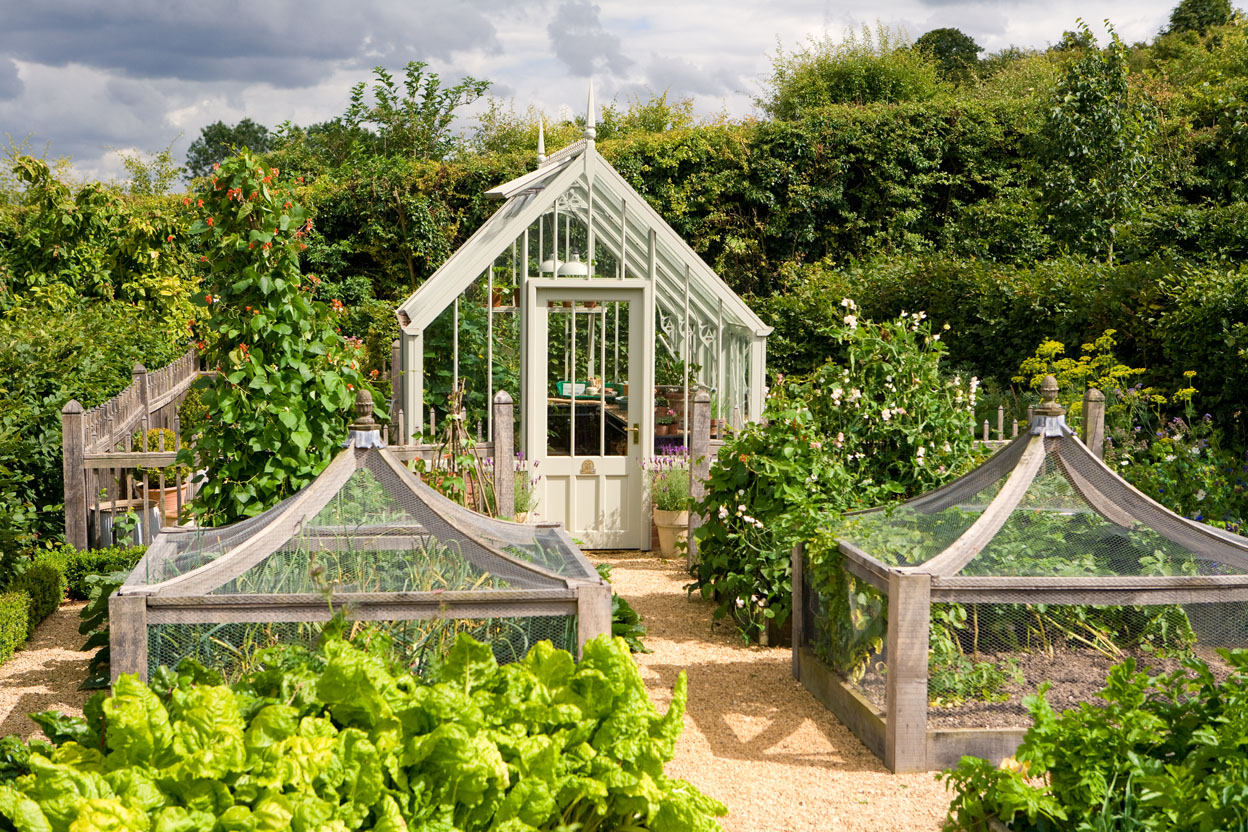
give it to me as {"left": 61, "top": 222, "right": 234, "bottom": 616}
{"left": 793, "top": 376, "right": 1248, "bottom": 772}
{"left": 110, "top": 392, "right": 611, "bottom": 682}
{"left": 394, "top": 86, "right": 771, "bottom": 549}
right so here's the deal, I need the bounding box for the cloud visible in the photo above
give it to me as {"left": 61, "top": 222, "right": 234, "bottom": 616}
{"left": 0, "top": 58, "right": 21, "bottom": 101}
{"left": 0, "top": 1, "right": 502, "bottom": 89}
{"left": 547, "top": 0, "right": 633, "bottom": 76}
{"left": 644, "top": 56, "right": 741, "bottom": 97}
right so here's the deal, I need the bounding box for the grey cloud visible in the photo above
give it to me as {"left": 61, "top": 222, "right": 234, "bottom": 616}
{"left": 0, "top": 1, "right": 501, "bottom": 88}
{"left": 0, "top": 58, "right": 21, "bottom": 101}
{"left": 644, "top": 56, "right": 741, "bottom": 97}
{"left": 547, "top": 1, "right": 632, "bottom": 76}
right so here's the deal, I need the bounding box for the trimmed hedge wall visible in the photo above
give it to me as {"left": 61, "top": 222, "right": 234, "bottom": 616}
{"left": 34, "top": 544, "right": 146, "bottom": 600}
{"left": 0, "top": 592, "right": 27, "bottom": 665}
{"left": 10, "top": 564, "right": 64, "bottom": 638}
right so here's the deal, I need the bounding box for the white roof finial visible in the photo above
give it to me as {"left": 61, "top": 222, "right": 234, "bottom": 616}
{"left": 584, "top": 80, "right": 596, "bottom": 142}
{"left": 537, "top": 116, "right": 546, "bottom": 164}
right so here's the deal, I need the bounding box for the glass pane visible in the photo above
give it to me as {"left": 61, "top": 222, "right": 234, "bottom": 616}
{"left": 546, "top": 299, "right": 631, "bottom": 458}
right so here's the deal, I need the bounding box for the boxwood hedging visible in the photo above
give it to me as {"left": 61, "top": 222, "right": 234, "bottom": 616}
{"left": 0, "top": 592, "right": 27, "bottom": 665}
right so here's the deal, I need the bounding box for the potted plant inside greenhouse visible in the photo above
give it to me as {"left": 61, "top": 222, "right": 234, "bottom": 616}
{"left": 132, "top": 427, "right": 193, "bottom": 525}
{"left": 647, "top": 455, "right": 690, "bottom": 556}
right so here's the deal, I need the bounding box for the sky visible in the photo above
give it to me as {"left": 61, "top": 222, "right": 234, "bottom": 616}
{"left": 0, "top": 0, "right": 1178, "bottom": 183}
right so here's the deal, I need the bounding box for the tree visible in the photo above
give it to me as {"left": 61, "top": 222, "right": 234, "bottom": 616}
{"left": 185, "top": 119, "right": 272, "bottom": 181}
{"left": 759, "top": 24, "right": 943, "bottom": 118}
{"left": 1166, "top": 0, "right": 1236, "bottom": 34}
{"left": 1041, "top": 20, "right": 1157, "bottom": 265}
{"left": 344, "top": 61, "right": 490, "bottom": 160}
{"left": 915, "top": 28, "right": 983, "bottom": 80}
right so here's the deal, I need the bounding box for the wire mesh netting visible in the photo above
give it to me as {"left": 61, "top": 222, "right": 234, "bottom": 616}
{"left": 117, "top": 445, "right": 607, "bottom": 683}
{"left": 838, "top": 438, "right": 1248, "bottom": 579}
{"left": 803, "top": 553, "right": 890, "bottom": 714}
{"left": 146, "top": 615, "right": 579, "bottom": 683}
{"left": 923, "top": 599, "right": 1248, "bottom": 727}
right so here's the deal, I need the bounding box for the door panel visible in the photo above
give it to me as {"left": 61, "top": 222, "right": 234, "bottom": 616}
{"left": 528, "top": 286, "right": 645, "bottom": 548}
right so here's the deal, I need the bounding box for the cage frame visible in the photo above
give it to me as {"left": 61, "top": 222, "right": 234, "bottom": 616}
{"left": 792, "top": 378, "right": 1248, "bottom": 772}
{"left": 110, "top": 409, "right": 612, "bottom": 684}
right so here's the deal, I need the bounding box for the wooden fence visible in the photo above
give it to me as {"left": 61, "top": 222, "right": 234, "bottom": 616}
{"left": 61, "top": 351, "right": 204, "bottom": 549}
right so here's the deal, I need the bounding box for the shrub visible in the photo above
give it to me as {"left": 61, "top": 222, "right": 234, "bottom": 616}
{"left": 0, "top": 591, "right": 27, "bottom": 664}
{"left": 9, "top": 562, "right": 64, "bottom": 636}
{"left": 690, "top": 306, "right": 976, "bottom": 639}
{"left": 942, "top": 650, "right": 1248, "bottom": 831}
{"left": 35, "top": 544, "right": 145, "bottom": 600}
{"left": 0, "top": 630, "right": 725, "bottom": 830}
{"left": 760, "top": 24, "right": 944, "bottom": 117}
{"left": 184, "top": 149, "right": 376, "bottom": 525}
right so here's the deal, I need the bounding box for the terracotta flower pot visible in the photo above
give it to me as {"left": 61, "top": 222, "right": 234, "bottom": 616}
{"left": 142, "top": 482, "right": 189, "bottom": 526}
{"left": 653, "top": 509, "right": 689, "bottom": 557}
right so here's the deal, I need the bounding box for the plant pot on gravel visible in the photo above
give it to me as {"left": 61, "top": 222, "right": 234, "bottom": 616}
{"left": 653, "top": 509, "right": 689, "bottom": 557}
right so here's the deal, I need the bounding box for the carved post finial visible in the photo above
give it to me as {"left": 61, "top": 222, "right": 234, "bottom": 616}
{"left": 350, "top": 388, "right": 376, "bottom": 430}
{"left": 1034, "top": 375, "right": 1066, "bottom": 417}
{"left": 537, "top": 117, "right": 546, "bottom": 164}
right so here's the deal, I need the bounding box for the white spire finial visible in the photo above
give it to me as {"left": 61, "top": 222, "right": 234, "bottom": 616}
{"left": 584, "top": 80, "right": 596, "bottom": 142}
{"left": 537, "top": 116, "right": 546, "bottom": 164}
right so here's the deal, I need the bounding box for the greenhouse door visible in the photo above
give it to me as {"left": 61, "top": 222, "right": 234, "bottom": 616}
{"left": 526, "top": 283, "right": 650, "bottom": 549}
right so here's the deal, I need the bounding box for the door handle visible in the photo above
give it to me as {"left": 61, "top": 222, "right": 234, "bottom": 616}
{"left": 631, "top": 423, "right": 640, "bottom": 445}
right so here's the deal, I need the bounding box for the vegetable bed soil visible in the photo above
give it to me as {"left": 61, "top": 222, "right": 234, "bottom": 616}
{"left": 855, "top": 646, "right": 1234, "bottom": 730}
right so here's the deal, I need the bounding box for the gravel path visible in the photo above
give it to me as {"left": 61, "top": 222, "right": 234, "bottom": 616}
{"left": 0, "top": 602, "right": 91, "bottom": 740}
{"left": 595, "top": 551, "right": 951, "bottom": 832}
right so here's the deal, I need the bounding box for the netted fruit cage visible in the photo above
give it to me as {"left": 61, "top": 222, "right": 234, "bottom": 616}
{"left": 792, "top": 376, "right": 1248, "bottom": 772}
{"left": 110, "top": 393, "right": 610, "bottom": 683}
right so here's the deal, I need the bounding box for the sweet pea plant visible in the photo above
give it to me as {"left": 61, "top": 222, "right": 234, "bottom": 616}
{"left": 690, "top": 303, "right": 977, "bottom": 640}
{"left": 182, "top": 150, "right": 374, "bottom": 525}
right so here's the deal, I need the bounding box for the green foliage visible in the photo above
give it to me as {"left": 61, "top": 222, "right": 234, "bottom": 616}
{"left": 1166, "top": 0, "right": 1237, "bottom": 34}
{"left": 8, "top": 562, "right": 64, "bottom": 637}
{"left": 0, "top": 302, "right": 188, "bottom": 544}
{"left": 942, "top": 651, "right": 1248, "bottom": 831}
{"left": 184, "top": 149, "right": 375, "bottom": 525}
{"left": 0, "top": 631, "right": 724, "bottom": 830}
{"left": 760, "top": 24, "right": 945, "bottom": 117}
{"left": 117, "top": 143, "right": 184, "bottom": 196}
{"left": 1042, "top": 21, "right": 1159, "bottom": 263}
{"left": 915, "top": 28, "right": 984, "bottom": 81}
{"left": 0, "top": 591, "right": 27, "bottom": 665}
{"left": 78, "top": 570, "right": 127, "bottom": 690}
{"left": 1109, "top": 414, "right": 1248, "bottom": 531}
{"left": 185, "top": 118, "right": 272, "bottom": 181}
{"left": 34, "top": 544, "right": 145, "bottom": 600}
{"left": 595, "top": 564, "right": 652, "bottom": 654}
{"left": 690, "top": 309, "right": 976, "bottom": 639}
{"left": 345, "top": 61, "right": 490, "bottom": 160}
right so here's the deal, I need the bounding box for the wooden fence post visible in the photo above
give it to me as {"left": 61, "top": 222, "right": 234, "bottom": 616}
{"left": 687, "top": 389, "right": 711, "bottom": 570}
{"left": 109, "top": 594, "right": 148, "bottom": 683}
{"left": 62, "top": 399, "right": 88, "bottom": 550}
{"left": 791, "top": 542, "right": 804, "bottom": 681}
{"left": 493, "top": 391, "right": 514, "bottom": 520}
{"left": 1082, "top": 388, "right": 1106, "bottom": 459}
{"left": 885, "top": 571, "right": 931, "bottom": 773}
{"left": 576, "top": 582, "right": 613, "bottom": 658}
{"left": 390, "top": 339, "right": 401, "bottom": 409}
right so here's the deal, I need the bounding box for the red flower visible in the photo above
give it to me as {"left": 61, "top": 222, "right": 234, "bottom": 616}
{"left": 199, "top": 255, "right": 207, "bottom": 262}
{"left": 166, "top": 235, "right": 174, "bottom": 242}
{"left": 183, "top": 197, "right": 191, "bottom": 206}
{"left": 206, "top": 217, "right": 214, "bottom": 226}
{"left": 213, "top": 162, "right": 221, "bottom": 170}
{"left": 205, "top": 294, "right": 214, "bottom": 304}
{"left": 347, "top": 384, "right": 354, "bottom": 391}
